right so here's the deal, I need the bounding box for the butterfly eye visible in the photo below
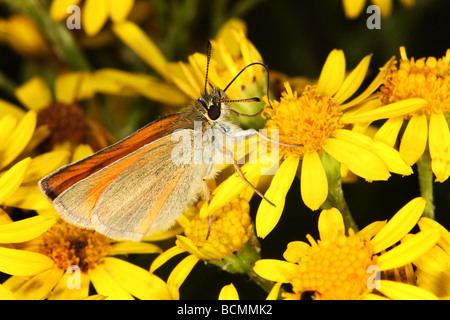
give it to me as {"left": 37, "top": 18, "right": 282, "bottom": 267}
{"left": 208, "top": 104, "right": 221, "bottom": 120}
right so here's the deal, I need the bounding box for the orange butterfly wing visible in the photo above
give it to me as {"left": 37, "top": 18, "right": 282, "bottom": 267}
{"left": 39, "top": 113, "right": 183, "bottom": 201}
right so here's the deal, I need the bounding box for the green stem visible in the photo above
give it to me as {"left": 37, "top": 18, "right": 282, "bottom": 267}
{"left": 320, "top": 152, "right": 359, "bottom": 233}
{"left": 208, "top": 236, "right": 279, "bottom": 296}
{"left": 416, "top": 149, "right": 435, "bottom": 219}
{"left": 4, "top": 0, "right": 91, "bottom": 71}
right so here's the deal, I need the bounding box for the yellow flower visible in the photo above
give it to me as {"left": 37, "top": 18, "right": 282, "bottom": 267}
{"left": 375, "top": 47, "right": 450, "bottom": 182}
{"left": 10, "top": 74, "right": 96, "bottom": 151}
{"left": 0, "top": 145, "right": 169, "bottom": 300}
{"left": 0, "top": 108, "right": 70, "bottom": 211}
{"left": 342, "top": 0, "right": 415, "bottom": 19}
{"left": 0, "top": 14, "right": 52, "bottom": 57}
{"left": 210, "top": 49, "right": 418, "bottom": 238}
{"left": 50, "top": 0, "right": 135, "bottom": 36}
{"left": 414, "top": 217, "right": 450, "bottom": 298}
{"left": 150, "top": 188, "right": 262, "bottom": 299}
{"left": 112, "top": 18, "right": 268, "bottom": 126}
{"left": 253, "top": 197, "right": 440, "bottom": 300}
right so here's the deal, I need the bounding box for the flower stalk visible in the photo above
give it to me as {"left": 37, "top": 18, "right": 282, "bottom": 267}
{"left": 320, "top": 151, "right": 359, "bottom": 233}
{"left": 209, "top": 235, "right": 278, "bottom": 295}
{"left": 416, "top": 148, "right": 435, "bottom": 219}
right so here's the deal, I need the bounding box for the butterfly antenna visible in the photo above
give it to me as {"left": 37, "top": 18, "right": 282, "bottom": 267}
{"left": 204, "top": 41, "right": 212, "bottom": 95}
{"left": 223, "top": 62, "right": 274, "bottom": 114}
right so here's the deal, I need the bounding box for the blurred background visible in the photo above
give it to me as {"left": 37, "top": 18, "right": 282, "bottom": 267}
{"left": 0, "top": 0, "right": 448, "bottom": 299}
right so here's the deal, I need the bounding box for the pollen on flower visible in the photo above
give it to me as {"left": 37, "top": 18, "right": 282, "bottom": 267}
{"left": 264, "top": 82, "right": 343, "bottom": 159}
{"left": 37, "top": 103, "right": 88, "bottom": 151}
{"left": 379, "top": 47, "right": 450, "bottom": 117}
{"left": 183, "top": 198, "right": 253, "bottom": 258}
{"left": 288, "top": 229, "right": 374, "bottom": 300}
{"left": 39, "top": 221, "right": 112, "bottom": 271}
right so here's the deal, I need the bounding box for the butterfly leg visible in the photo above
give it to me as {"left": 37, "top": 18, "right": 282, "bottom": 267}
{"left": 223, "top": 147, "right": 275, "bottom": 207}
{"left": 229, "top": 128, "right": 303, "bottom": 147}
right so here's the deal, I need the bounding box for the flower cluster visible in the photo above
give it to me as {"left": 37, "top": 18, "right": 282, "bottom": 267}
{"left": 0, "top": 0, "right": 448, "bottom": 300}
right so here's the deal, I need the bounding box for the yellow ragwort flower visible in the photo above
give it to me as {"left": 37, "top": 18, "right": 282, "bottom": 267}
{"left": 414, "top": 217, "right": 450, "bottom": 298}
{"left": 377, "top": 47, "right": 450, "bottom": 182}
{"left": 253, "top": 197, "right": 440, "bottom": 300}
{"left": 210, "top": 49, "right": 418, "bottom": 238}
{"left": 150, "top": 187, "right": 258, "bottom": 299}
{"left": 112, "top": 18, "right": 268, "bottom": 127}
{"left": 0, "top": 145, "right": 169, "bottom": 300}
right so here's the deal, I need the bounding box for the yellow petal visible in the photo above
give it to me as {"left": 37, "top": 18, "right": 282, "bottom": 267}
{"left": 318, "top": 207, "right": 345, "bottom": 242}
{"left": 72, "top": 144, "right": 94, "bottom": 161}
{"left": 333, "top": 54, "right": 372, "bottom": 104}
{"left": 377, "top": 280, "right": 438, "bottom": 300}
{"left": 0, "top": 284, "right": 15, "bottom": 300}
{"left": 50, "top": 0, "right": 82, "bottom": 21}
{"left": 150, "top": 246, "right": 185, "bottom": 273}
{"left": 332, "top": 124, "right": 411, "bottom": 175}
{"left": 342, "top": 0, "right": 366, "bottom": 19}
{"left": 48, "top": 271, "right": 90, "bottom": 300}
{"left": 88, "top": 264, "right": 134, "bottom": 300}
{"left": 300, "top": 151, "right": 328, "bottom": 210}
{"left": 372, "top": 0, "right": 393, "bottom": 18}
{"left": 93, "top": 69, "right": 188, "bottom": 105}
{"left": 340, "top": 98, "right": 427, "bottom": 123}
{"left": 371, "top": 197, "right": 426, "bottom": 253}
{"left": 113, "top": 22, "right": 168, "bottom": 78}
{"left": 317, "top": 49, "right": 346, "bottom": 97}
{"left": 253, "top": 259, "right": 297, "bottom": 283}
{"left": 23, "top": 151, "right": 70, "bottom": 183}
{"left": 374, "top": 117, "right": 404, "bottom": 147}
{"left": 358, "top": 220, "right": 386, "bottom": 240}
{"left": 15, "top": 77, "right": 52, "bottom": 111}
{"left": 418, "top": 217, "right": 450, "bottom": 254}
{"left": 176, "top": 235, "right": 211, "bottom": 260}
{"left": 0, "top": 247, "right": 54, "bottom": 276}
{"left": 0, "top": 110, "right": 36, "bottom": 169}
{"left": 208, "top": 162, "right": 263, "bottom": 215}
{"left": 0, "top": 157, "right": 31, "bottom": 203}
{"left": 109, "top": 0, "right": 134, "bottom": 22}
{"left": 377, "top": 229, "right": 439, "bottom": 271}
{"left": 283, "top": 241, "right": 311, "bottom": 263}
{"left": 428, "top": 112, "right": 450, "bottom": 182}
{"left": 399, "top": 113, "right": 428, "bottom": 166}
{"left": 102, "top": 257, "right": 169, "bottom": 300}
{"left": 341, "top": 56, "right": 395, "bottom": 109}
{"left": 82, "top": 0, "right": 109, "bottom": 36}
{"left": 266, "top": 282, "right": 282, "bottom": 300}
{"left": 0, "top": 214, "right": 56, "bottom": 243}
{"left": 5, "top": 185, "right": 53, "bottom": 211}
{"left": 214, "top": 18, "right": 247, "bottom": 57}
{"left": 256, "top": 156, "right": 299, "bottom": 238}
{"left": 0, "top": 99, "right": 25, "bottom": 119}
{"left": 55, "top": 72, "right": 85, "bottom": 104}
{"left": 323, "top": 137, "right": 390, "bottom": 181}
{"left": 167, "top": 255, "right": 200, "bottom": 300}
{"left": 9, "top": 268, "right": 64, "bottom": 300}
{"left": 219, "top": 283, "right": 239, "bottom": 300}
{"left": 107, "top": 241, "right": 162, "bottom": 255}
